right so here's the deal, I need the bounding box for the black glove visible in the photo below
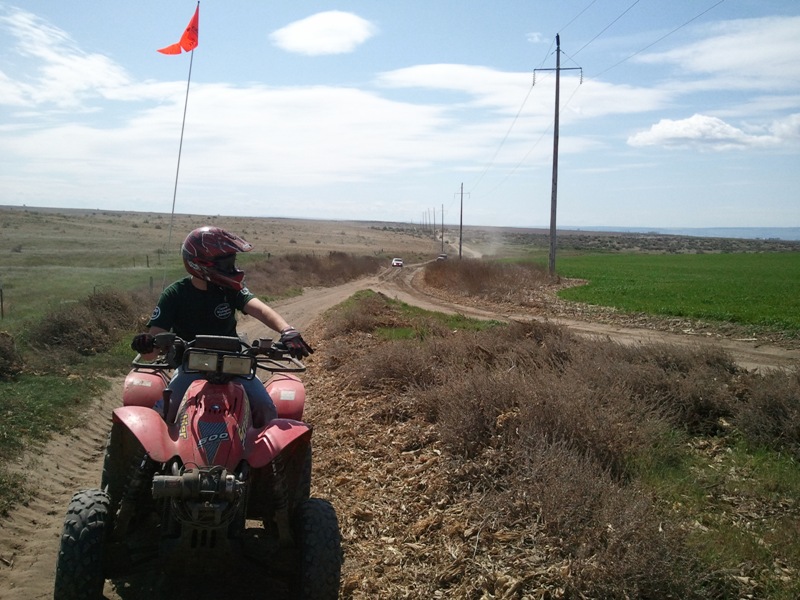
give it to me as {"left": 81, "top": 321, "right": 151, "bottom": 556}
{"left": 131, "top": 333, "right": 155, "bottom": 354}
{"left": 279, "top": 328, "right": 313, "bottom": 359}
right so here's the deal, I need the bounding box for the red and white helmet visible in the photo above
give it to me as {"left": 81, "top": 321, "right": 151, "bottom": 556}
{"left": 181, "top": 226, "right": 253, "bottom": 290}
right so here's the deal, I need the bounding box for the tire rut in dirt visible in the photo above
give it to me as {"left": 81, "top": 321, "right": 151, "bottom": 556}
{"left": 0, "top": 389, "right": 118, "bottom": 599}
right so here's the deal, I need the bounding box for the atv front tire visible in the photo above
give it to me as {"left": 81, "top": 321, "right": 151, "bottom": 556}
{"left": 292, "top": 498, "right": 342, "bottom": 600}
{"left": 54, "top": 489, "right": 109, "bottom": 600}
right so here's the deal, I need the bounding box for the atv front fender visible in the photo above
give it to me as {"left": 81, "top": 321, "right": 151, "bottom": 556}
{"left": 111, "top": 406, "right": 176, "bottom": 463}
{"left": 246, "top": 418, "right": 312, "bottom": 469}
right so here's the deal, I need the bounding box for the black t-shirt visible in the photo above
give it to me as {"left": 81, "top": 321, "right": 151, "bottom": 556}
{"left": 146, "top": 277, "right": 255, "bottom": 341}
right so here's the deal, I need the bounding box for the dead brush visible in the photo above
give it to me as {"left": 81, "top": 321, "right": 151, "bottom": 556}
{"left": 25, "top": 290, "right": 141, "bottom": 358}
{"left": 0, "top": 331, "right": 23, "bottom": 380}
{"left": 424, "top": 258, "right": 552, "bottom": 304}
{"left": 354, "top": 338, "right": 441, "bottom": 391}
{"left": 735, "top": 368, "right": 800, "bottom": 457}
{"left": 245, "top": 252, "right": 382, "bottom": 298}
{"left": 506, "top": 439, "right": 718, "bottom": 599}
{"left": 320, "top": 292, "right": 800, "bottom": 598}
{"left": 320, "top": 291, "right": 398, "bottom": 339}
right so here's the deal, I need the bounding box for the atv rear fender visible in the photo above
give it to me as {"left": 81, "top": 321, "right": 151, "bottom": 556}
{"left": 123, "top": 368, "right": 169, "bottom": 409}
{"left": 266, "top": 373, "right": 306, "bottom": 421}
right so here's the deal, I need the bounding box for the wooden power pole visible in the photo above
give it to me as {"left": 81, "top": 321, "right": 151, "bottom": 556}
{"left": 454, "top": 183, "right": 469, "bottom": 259}
{"left": 441, "top": 203, "right": 445, "bottom": 253}
{"left": 535, "top": 34, "right": 581, "bottom": 276}
{"left": 459, "top": 183, "right": 464, "bottom": 259}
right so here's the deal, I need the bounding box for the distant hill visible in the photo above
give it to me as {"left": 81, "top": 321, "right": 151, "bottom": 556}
{"left": 562, "top": 226, "right": 800, "bottom": 242}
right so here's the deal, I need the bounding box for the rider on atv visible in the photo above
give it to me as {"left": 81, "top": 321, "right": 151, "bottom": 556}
{"left": 130, "top": 226, "right": 313, "bottom": 426}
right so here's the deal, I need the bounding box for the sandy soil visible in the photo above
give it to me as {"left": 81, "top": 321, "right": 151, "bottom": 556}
{"left": 1, "top": 262, "right": 797, "bottom": 599}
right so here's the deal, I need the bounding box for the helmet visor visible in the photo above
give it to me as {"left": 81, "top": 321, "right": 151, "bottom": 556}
{"left": 214, "top": 254, "right": 237, "bottom": 275}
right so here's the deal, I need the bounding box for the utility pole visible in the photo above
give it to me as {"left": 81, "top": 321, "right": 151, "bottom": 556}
{"left": 440, "top": 204, "right": 444, "bottom": 253}
{"left": 459, "top": 183, "right": 463, "bottom": 259}
{"left": 534, "top": 34, "right": 582, "bottom": 276}
{"left": 454, "top": 183, "right": 469, "bottom": 259}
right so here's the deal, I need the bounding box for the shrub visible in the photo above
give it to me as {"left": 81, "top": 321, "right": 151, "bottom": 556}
{"left": 26, "top": 290, "right": 141, "bottom": 358}
{"left": 506, "top": 440, "right": 720, "bottom": 599}
{"left": 245, "top": 252, "right": 383, "bottom": 300}
{"left": 424, "top": 258, "right": 553, "bottom": 304}
{"left": 736, "top": 369, "right": 800, "bottom": 457}
{"left": 321, "top": 291, "right": 396, "bottom": 338}
{"left": 354, "top": 338, "right": 440, "bottom": 391}
{"left": 319, "top": 290, "right": 800, "bottom": 598}
{"left": 0, "top": 331, "right": 23, "bottom": 380}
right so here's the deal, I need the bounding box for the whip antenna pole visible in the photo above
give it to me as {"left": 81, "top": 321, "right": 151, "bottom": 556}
{"left": 155, "top": 1, "right": 200, "bottom": 289}
{"left": 166, "top": 47, "right": 195, "bottom": 255}
{"left": 161, "top": 48, "right": 194, "bottom": 291}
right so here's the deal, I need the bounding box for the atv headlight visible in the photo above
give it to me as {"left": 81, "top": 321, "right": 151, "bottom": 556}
{"left": 186, "top": 350, "right": 218, "bottom": 372}
{"left": 221, "top": 355, "right": 254, "bottom": 376}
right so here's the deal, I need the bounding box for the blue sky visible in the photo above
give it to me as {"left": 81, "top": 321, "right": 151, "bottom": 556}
{"left": 0, "top": 1, "right": 798, "bottom": 229}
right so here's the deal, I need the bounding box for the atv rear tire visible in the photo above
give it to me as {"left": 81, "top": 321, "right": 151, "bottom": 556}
{"left": 292, "top": 498, "right": 342, "bottom": 600}
{"left": 54, "top": 489, "right": 109, "bottom": 600}
{"left": 294, "top": 442, "right": 312, "bottom": 506}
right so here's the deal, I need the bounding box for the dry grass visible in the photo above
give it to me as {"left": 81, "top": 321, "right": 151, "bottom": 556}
{"left": 310, "top": 291, "right": 800, "bottom": 599}
{"left": 24, "top": 290, "right": 143, "bottom": 358}
{"left": 735, "top": 369, "right": 800, "bottom": 456}
{"left": 0, "top": 331, "right": 23, "bottom": 380}
{"left": 244, "top": 252, "right": 384, "bottom": 299}
{"left": 424, "top": 257, "right": 555, "bottom": 306}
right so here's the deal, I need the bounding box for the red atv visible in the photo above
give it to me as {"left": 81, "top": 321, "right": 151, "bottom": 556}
{"left": 54, "top": 333, "right": 342, "bottom": 599}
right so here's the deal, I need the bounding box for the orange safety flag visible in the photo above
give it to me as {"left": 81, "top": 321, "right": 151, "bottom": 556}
{"left": 157, "top": 4, "right": 199, "bottom": 55}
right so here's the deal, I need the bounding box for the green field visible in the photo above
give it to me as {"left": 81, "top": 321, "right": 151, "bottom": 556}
{"left": 553, "top": 252, "right": 800, "bottom": 331}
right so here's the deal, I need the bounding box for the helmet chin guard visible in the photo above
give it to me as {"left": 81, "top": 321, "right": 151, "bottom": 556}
{"left": 181, "top": 226, "right": 253, "bottom": 290}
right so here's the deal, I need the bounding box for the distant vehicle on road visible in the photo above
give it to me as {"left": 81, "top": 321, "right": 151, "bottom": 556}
{"left": 436, "top": 253, "right": 448, "bottom": 261}
{"left": 391, "top": 257, "right": 404, "bottom": 267}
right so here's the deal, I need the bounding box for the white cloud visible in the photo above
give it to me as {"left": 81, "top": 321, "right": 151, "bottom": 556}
{"left": 0, "top": 6, "right": 797, "bottom": 226}
{"left": 769, "top": 113, "right": 800, "bottom": 141}
{"left": 627, "top": 114, "right": 782, "bottom": 150}
{"left": 0, "top": 7, "right": 133, "bottom": 108}
{"left": 269, "top": 11, "right": 377, "bottom": 56}
{"left": 526, "top": 32, "right": 546, "bottom": 44}
{"left": 376, "top": 64, "right": 672, "bottom": 125}
{"left": 637, "top": 16, "right": 800, "bottom": 91}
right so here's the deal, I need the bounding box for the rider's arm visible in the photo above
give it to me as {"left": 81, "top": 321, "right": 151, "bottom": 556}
{"left": 242, "top": 297, "right": 291, "bottom": 334}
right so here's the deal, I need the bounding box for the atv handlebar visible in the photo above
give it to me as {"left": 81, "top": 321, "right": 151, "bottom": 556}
{"left": 131, "top": 332, "right": 306, "bottom": 375}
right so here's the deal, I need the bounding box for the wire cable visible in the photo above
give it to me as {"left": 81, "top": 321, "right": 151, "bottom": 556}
{"left": 591, "top": 0, "right": 727, "bottom": 78}
{"left": 461, "top": 0, "right": 729, "bottom": 213}
{"left": 573, "top": 0, "right": 642, "bottom": 57}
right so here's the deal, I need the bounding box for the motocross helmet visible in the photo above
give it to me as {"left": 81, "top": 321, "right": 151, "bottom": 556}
{"left": 181, "top": 226, "right": 253, "bottom": 290}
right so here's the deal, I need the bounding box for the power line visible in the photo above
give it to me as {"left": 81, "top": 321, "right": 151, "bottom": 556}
{"left": 466, "top": 83, "right": 535, "bottom": 193}
{"left": 591, "top": 0, "right": 728, "bottom": 78}
{"left": 558, "top": 0, "right": 601, "bottom": 33}
{"left": 460, "top": 0, "right": 729, "bottom": 212}
{"left": 464, "top": 36, "right": 561, "bottom": 196}
{"left": 573, "top": 0, "right": 643, "bottom": 57}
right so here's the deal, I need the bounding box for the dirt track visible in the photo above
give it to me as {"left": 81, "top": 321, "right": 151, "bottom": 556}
{"left": 1, "top": 264, "right": 798, "bottom": 599}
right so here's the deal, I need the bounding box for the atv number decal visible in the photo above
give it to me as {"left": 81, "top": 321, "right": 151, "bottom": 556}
{"left": 198, "top": 432, "right": 230, "bottom": 447}
{"left": 198, "top": 421, "right": 231, "bottom": 462}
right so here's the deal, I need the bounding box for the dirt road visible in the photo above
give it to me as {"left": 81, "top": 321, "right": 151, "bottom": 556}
{"left": 1, "top": 265, "right": 797, "bottom": 599}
